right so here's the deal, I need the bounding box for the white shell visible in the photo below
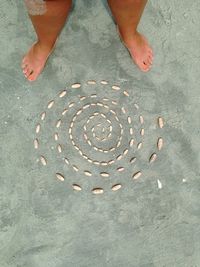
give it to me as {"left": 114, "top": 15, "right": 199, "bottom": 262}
{"left": 36, "top": 124, "right": 41, "bottom": 134}
{"left": 129, "top": 138, "right": 135, "bottom": 147}
{"left": 139, "top": 115, "right": 144, "bottom": 124}
{"left": 123, "top": 149, "right": 128, "bottom": 155}
{"left": 87, "top": 80, "right": 96, "bottom": 85}
{"left": 112, "top": 85, "right": 120, "bottom": 90}
{"left": 69, "top": 102, "right": 75, "bottom": 108}
{"left": 130, "top": 157, "right": 136, "bottom": 163}
{"left": 149, "top": 153, "right": 157, "bottom": 163}
{"left": 71, "top": 83, "right": 81, "bottom": 89}
{"left": 92, "top": 188, "right": 104, "bottom": 194}
{"left": 137, "top": 142, "right": 142, "bottom": 150}
{"left": 121, "top": 107, "right": 126, "bottom": 114}
{"left": 59, "top": 90, "right": 67, "bottom": 98}
{"left": 117, "top": 167, "right": 124, "bottom": 172}
{"left": 72, "top": 165, "right": 79, "bottom": 171}
{"left": 158, "top": 117, "right": 164, "bottom": 128}
{"left": 56, "top": 119, "right": 61, "bottom": 128}
{"left": 62, "top": 109, "right": 68, "bottom": 115}
{"left": 84, "top": 170, "right": 92, "bottom": 176}
{"left": 134, "top": 103, "right": 139, "bottom": 109}
{"left": 111, "top": 184, "right": 122, "bottom": 191}
{"left": 56, "top": 173, "right": 65, "bottom": 181}
{"left": 157, "top": 179, "right": 162, "bottom": 189}
{"left": 116, "top": 154, "right": 123, "bottom": 160}
{"left": 47, "top": 100, "right": 55, "bottom": 109}
{"left": 132, "top": 171, "right": 142, "bottom": 180}
{"left": 72, "top": 184, "right": 82, "bottom": 191}
{"left": 123, "top": 90, "right": 129, "bottom": 96}
{"left": 34, "top": 139, "right": 39, "bottom": 149}
{"left": 40, "top": 156, "right": 47, "bottom": 166}
{"left": 64, "top": 158, "right": 69, "bottom": 164}
{"left": 100, "top": 172, "right": 109, "bottom": 177}
{"left": 130, "top": 128, "right": 133, "bottom": 135}
{"left": 57, "top": 144, "right": 62, "bottom": 153}
{"left": 140, "top": 128, "right": 145, "bottom": 136}
{"left": 101, "top": 80, "right": 108, "bottom": 85}
{"left": 157, "top": 138, "right": 164, "bottom": 150}
{"left": 127, "top": 116, "right": 131, "bottom": 124}
{"left": 40, "top": 112, "right": 46, "bottom": 121}
{"left": 54, "top": 133, "right": 59, "bottom": 141}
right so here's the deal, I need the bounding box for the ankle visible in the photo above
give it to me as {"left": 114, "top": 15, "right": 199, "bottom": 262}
{"left": 37, "top": 39, "right": 57, "bottom": 50}
{"left": 118, "top": 26, "right": 138, "bottom": 43}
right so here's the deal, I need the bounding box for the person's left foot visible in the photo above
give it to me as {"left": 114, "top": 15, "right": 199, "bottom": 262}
{"left": 118, "top": 28, "right": 154, "bottom": 72}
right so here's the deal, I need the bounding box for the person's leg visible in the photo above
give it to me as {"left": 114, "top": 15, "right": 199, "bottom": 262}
{"left": 22, "top": 0, "right": 72, "bottom": 81}
{"left": 107, "top": 0, "right": 153, "bottom": 72}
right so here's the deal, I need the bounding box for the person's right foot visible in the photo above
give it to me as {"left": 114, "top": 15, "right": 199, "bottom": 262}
{"left": 21, "top": 41, "right": 56, "bottom": 81}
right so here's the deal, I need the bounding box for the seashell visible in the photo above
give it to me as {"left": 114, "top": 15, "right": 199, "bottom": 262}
{"left": 157, "top": 137, "right": 164, "bottom": 150}
{"left": 72, "top": 165, "right": 79, "bottom": 172}
{"left": 56, "top": 173, "right": 64, "bottom": 181}
{"left": 100, "top": 172, "right": 109, "bottom": 177}
{"left": 112, "top": 100, "right": 117, "bottom": 105}
{"left": 56, "top": 119, "right": 61, "bottom": 128}
{"left": 103, "top": 97, "right": 109, "bottom": 101}
{"left": 83, "top": 104, "right": 90, "bottom": 109}
{"left": 108, "top": 160, "right": 115, "bottom": 164}
{"left": 87, "top": 80, "right": 96, "bottom": 85}
{"left": 69, "top": 128, "right": 72, "bottom": 134}
{"left": 84, "top": 170, "right": 92, "bottom": 176}
{"left": 112, "top": 85, "right": 120, "bottom": 90}
{"left": 158, "top": 117, "right": 164, "bottom": 128}
{"left": 123, "top": 149, "right": 128, "bottom": 155}
{"left": 34, "top": 138, "right": 39, "bottom": 149}
{"left": 74, "top": 145, "right": 79, "bottom": 151}
{"left": 117, "top": 167, "right": 124, "bottom": 172}
{"left": 121, "top": 107, "right": 126, "bottom": 114}
{"left": 62, "top": 109, "right": 68, "bottom": 115}
{"left": 59, "top": 90, "right": 67, "bottom": 98}
{"left": 64, "top": 158, "right": 69, "bottom": 164}
{"left": 130, "top": 157, "right": 136, "bottom": 163}
{"left": 117, "top": 141, "right": 121, "bottom": 148}
{"left": 157, "top": 179, "right": 162, "bottom": 189}
{"left": 47, "top": 100, "right": 54, "bottom": 109}
{"left": 101, "top": 161, "right": 108, "bottom": 166}
{"left": 137, "top": 142, "right": 142, "bottom": 150}
{"left": 140, "top": 128, "right": 145, "bottom": 136}
{"left": 134, "top": 103, "right": 139, "bottom": 109}
{"left": 72, "top": 184, "right": 82, "bottom": 191}
{"left": 40, "top": 112, "right": 46, "bottom": 121}
{"left": 111, "top": 184, "right": 122, "bottom": 191}
{"left": 92, "top": 188, "right": 104, "bottom": 194}
{"left": 69, "top": 102, "right": 75, "bottom": 108}
{"left": 97, "top": 102, "right": 103, "bottom": 107}
{"left": 132, "top": 171, "right": 142, "bottom": 180}
{"left": 149, "top": 153, "right": 157, "bottom": 163}
{"left": 129, "top": 138, "right": 135, "bottom": 147}
{"left": 36, "top": 124, "right": 41, "bottom": 134}
{"left": 87, "top": 158, "right": 92, "bottom": 163}
{"left": 139, "top": 115, "right": 144, "bottom": 124}
{"left": 130, "top": 128, "right": 133, "bottom": 135}
{"left": 80, "top": 96, "right": 86, "bottom": 100}
{"left": 127, "top": 116, "right": 132, "bottom": 124}
{"left": 71, "top": 83, "right": 81, "bottom": 89}
{"left": 57, "top": 144, "right": 62, "bottom": 153}
{"left": 91, "top": 94, "right": 97, "bottom": 98}
{"left": 93, "top": 160, "right": 100, "bottom": 165}
{"left": 54, "top": 133, "right": 59, "bottom": 141}
{"left": 116, "top": 154, "right": 123, "bottom": 160}
{"left": 101, "top": 80, "right": 108, "bottom": 85}
{"left": 40, "top": 156, "right": 47, "bottom": 166}
{"left": 123, "top": 90, "right": 129, "bottom": 96}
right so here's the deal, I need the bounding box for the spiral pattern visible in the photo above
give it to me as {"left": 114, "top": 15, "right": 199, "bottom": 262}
{"left": 33, "top": 80, "right": 165, "bottom": 194}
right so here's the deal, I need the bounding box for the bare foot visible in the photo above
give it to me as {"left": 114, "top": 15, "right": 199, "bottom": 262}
{"left": 21, "top": 41, "right": 56, "bottom": 81}
{"left": 118, "top": 28, "right": 153, "bottom": 72}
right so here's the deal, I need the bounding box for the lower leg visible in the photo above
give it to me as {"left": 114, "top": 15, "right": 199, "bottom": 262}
{"left": 22, "top": 0, "right": 72, "bottom": 81}
{"left": 107, "top": 0, "right": 153, "bottom": 72}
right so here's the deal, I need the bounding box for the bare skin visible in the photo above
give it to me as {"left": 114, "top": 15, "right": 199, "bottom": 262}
{"left": 22, "top": 0, "right": 153, "bottom": 82}
{"left": 22, "top": 0, "right": 72, "bottom": 81}
{"left": 108, "top": 0, "right": 153, "bottom": 72}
